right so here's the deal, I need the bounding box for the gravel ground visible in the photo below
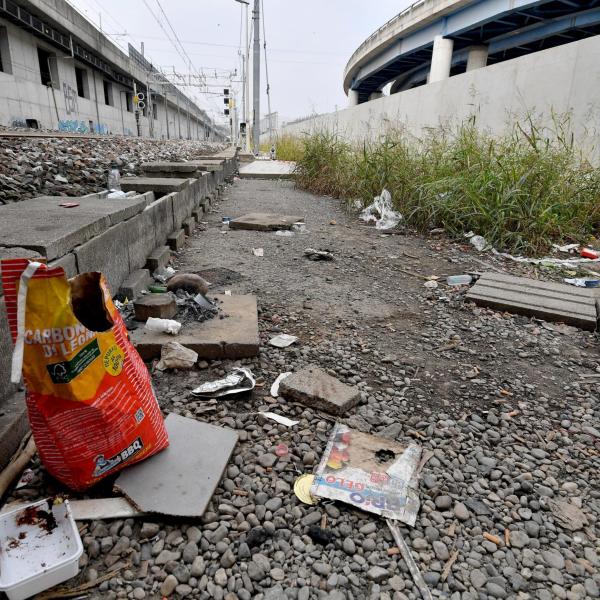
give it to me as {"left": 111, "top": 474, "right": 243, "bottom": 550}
{"left": 0, "top": 136, "right": 226, "bottom": 204}
{"left": 7, "top": 178, "right": 600, "bottom": 600}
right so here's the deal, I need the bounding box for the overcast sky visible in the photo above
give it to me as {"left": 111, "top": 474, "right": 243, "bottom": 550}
{"left": 68, "top": 0, "right": 406, "bottom": 126}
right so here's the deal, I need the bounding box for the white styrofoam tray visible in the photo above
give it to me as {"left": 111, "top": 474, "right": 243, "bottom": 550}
{"left": 0, "top": 498, "right": 83, "bottom": 600}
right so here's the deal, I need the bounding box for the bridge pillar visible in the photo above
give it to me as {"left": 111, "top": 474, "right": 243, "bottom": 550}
{"left": 429, "top": 36, "right": 454, "bottom": 83}
{"left": 466, "top": 45, "right": 488, "bottom": 71}
{"left": 348, "top": 90, "right": 359, "bottom": 106}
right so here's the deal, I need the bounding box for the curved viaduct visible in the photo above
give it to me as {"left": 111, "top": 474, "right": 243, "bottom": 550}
{"left": 344, "top": 0, "right": 600, "bottom": 104}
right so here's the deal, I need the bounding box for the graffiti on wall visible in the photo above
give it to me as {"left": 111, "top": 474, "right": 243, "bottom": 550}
{"left": 58, "top": 120, "right": 109, "bottom": 134}
{"left": 63, "top": 83, "right": 78, "bottom": 115}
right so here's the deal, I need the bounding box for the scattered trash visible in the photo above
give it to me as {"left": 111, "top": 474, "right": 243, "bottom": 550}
{"left": 294, "top": 474, "right": 318, "bottom": 506}
{"left": 387, "top": 519, "right": 433, "bottom": 600}
{"left": 224, "top": 290, "right": 232, "bottom": 296}
{"left": 222, "top": 217, "right": 231, "bottom": 225}
{"left": 269, "top": 334, "right": 299, "bottom": 348}
{"left": 259, "top": 411, "right": 299, "bottom": 427}
{"left": 153, "top": 266, "right": 177, "bottom": 284}
{"left": 275, "top": 230, "right": 294, "bottom": 237}
{"left": 492, "top": 249, "right": 600, "bottom": 267}
{"left": 292, "top": 222, "right": 307, "bottom": 233}
{"left": 469, "top": 235, "right": 489, "bottom": 251}
{"left": 304, "top": 248, "right": 334, "bottom": 261}
{"left": 167, "top": 273, "right": 210, "bottom": 295}
{"left": 359, "top": 189, "right": 402, "bottom": 230}
{"left": 580, "top": 247, "right": 599, "bottom": 259}
{"left": 553, "top": 243, "right": 579, "bottom": 253}
{"left": 307, "top": 525, "right": 336, "bottom": 545}
{"left": 441, "top": 549, "right": 459, "bottom": 583}
{"left": 546, "top": 498, "right": 588, "bottom": 531}
{"left": 424, "top": 280, "right": 438, "bottom": 289}
{"left": 58, "top": 201, "right": 79, "bottom": 208}
{"left": 0, "top": 499, "right": 83, "bottom": 600}
{"left": 564, "top": 278, "right": 600, "bottom": 288}
{"left": 145, "top": 317, "right": 182, "bottom": 335}
{"left": 148, "top": 284, "right": 168, "bottom": 293}
{"left": 14, "top": 468, "right": 35, "bottom": 490}
{"left": 114, "top": 413, "right": 238, "bottom": 518}
{"left": 447, "top": 274, "right": 473, "bottom": 286}
{"left": 65, "top": 497, "right": 143, "bottom": 521}
{"left": 156, "top": 341, "right": 198, "bottom": 371}
{"left": 275, "top": 443, "right": 289, "bottom": 457}
{"left": 192, "top": 367, "right": 256, "bottom": 397}
{"left": 107, "top": 190, "right": 127, "bottom": 200}
{"left": 311, "top": 423, "right": 426, "bottom": 525}
{"left": 252, "top": 248, "right": 264, "bottom": 257}
{"left": 173, "top": 291, "right": 219, "bottom": 325}
{"left": 1, "top": 259, "right": 168, "bottom": 491}
{"left": 270, "top": 372, "right": 292, "bottom": 397}
{"left": 107, "top": 162, "right": 121, "bottom": 191}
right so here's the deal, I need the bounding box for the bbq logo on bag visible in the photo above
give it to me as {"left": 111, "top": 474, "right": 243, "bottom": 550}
{"left": 1, "top": 258, "right": 169, "bottom": 491}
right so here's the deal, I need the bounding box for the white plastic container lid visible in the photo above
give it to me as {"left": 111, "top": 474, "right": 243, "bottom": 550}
{"left": 0, "top": 498, "right": 83, "bottom": 600}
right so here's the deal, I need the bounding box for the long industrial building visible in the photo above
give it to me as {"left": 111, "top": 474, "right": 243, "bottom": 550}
{"left": 0, "top": 0, "right": 224, "bottom": 139}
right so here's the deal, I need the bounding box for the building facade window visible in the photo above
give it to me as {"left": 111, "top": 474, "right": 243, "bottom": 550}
{"left": 37, "top": 47, "right": 57, "bottom": 87}
{"left": 103, "top": 80, "right": 113, "bottom": 106}
{"left": 0, "top": 27, "right": 12, "bottom": 74}
{"left": 75, "top": 67, "right": 89, "bottom": 98}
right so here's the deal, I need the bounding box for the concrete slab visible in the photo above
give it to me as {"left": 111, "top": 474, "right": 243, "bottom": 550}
{"left": 142, "top": 162, "right": 201, "bottom": 173}
{"left": 466, "top": 273, "right": 600, "bottom": 330}
{"left": 0, "top": 195, "right": 147, "bottom": 260}
{"left": 239, "top": 160, "right": 295, "bottom": 179}
{"left": 279, "top": 366, "right": 361, "bottom": 415}
{"left": 119, "top": 269, "right": 153, "bottom": 299}
{"left": 146, "top": 246, "right": 171, "bottom": 272}
{"left": 0, "top": 391, "right": 29, "bottom": 471}
{"left": 121, "top": 177, "right": 190, "bottom": 195}
{"left": 130, "top": 294, "right": 259, "bottom": 360}
{"left": 114, "top": 413, "right": 238, "bottom": 518}
{"left": 229, "top": 213, "right": 303, "bottom": 232}
{"left": 167, "top": 229, "right": 186, "bottom": 251}
{"left": 48, "top": 253, "right": 77, "bottom": 279}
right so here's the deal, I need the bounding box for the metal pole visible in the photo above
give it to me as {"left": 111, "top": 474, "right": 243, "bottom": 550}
{"left": 164, "top": 85, "right": 170, "bottom": 139}
{"left": 133, "top": 82, "right": 141, "bottom": 137}
{"left": 252, "top": 0, "right": 260, "bottom": 155}
{"left": 245, "top": 3, "right": 250, "bottom": 139}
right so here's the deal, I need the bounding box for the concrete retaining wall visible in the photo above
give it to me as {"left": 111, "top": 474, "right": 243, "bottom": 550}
{"left": 277, "top": 36, "right": 600, "bottom": 158}
{"left": 0, "top": 150, "right": 238, "bottom": 469}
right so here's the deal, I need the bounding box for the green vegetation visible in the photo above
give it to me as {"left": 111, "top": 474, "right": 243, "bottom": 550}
{"left": 260, "top": 134, "right": 305, "bottom": 162}
{"left": 293, "top": 120, "right": 600, "bottom": 255}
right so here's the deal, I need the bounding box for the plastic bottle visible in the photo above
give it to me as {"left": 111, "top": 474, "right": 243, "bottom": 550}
{"left": 107, "top": 163, "right": 121, "bottom": 191}
{"left": 580, "top": 248, "right": 599, "bottom": 259}
{"left": 447, "top": 274, "right": 473, "bottom": 286}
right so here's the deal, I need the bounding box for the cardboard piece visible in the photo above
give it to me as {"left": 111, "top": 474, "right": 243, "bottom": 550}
{"left": 311, "top": 423, "right": 425, "bottom": 525}
{"left": 114, "top": 413, "right": 238, "bottom": 518}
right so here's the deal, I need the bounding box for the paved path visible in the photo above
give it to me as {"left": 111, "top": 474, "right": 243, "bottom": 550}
{"left": 239, "top": 160, "right": 296, "bottom": 179}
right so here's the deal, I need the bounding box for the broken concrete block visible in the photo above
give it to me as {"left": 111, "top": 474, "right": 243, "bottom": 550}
{"left": 279, "top": 366, "right": 361, "bottom": 415}
{"left": 229, "top": 213, "right": 304, "bottom": 232}
{"left": 145, "top": 246, "right": 171, "bottom": 272}
{"left": 191, "top": 209, "right": 202, "bottom": 223}
{"left": 167, "top": 229, "right": 186, "bottom": 251}
{"left": 134, "top": 294, "right": 177, "bottom": 321}
{"left": 182, "top": 217, "right": 196, "bottom": 236}
{"left": 119, "top": 269, "right": 153, "bottom": 299}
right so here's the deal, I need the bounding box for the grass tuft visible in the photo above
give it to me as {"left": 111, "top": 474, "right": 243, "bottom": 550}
{"left": 292, "top": 120, "right": 600, "bottom": 255}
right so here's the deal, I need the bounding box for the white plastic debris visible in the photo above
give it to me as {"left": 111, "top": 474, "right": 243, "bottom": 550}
{"left": 492, "top": 249, "right": 600, "bottom": 267}
{"left": 192, "top": 367, "right": 256, "bottom": 398}
{"left": 424, "top": 280, "right": 439, "bottom": 289}
{"left": 359, "top": 189, "right": 402, "bottom": 230}
{"left": 270, "top": 372, "right": 291, "bottom": 397}
{"left": 469, "top": 235, "right": 489, "bottom": 251}
{"left": 258, "top": 412, "right": 299, "bottom": 427}
{"left": 292, "top": 222, "right": 308, "bottom": 233}
{"left": 145, "top": 317, "right": 182, "bottom": 335}
{"left": 156, "top": 342, "right": 198, "bottom": 371}
{"left": 107, "top": 190, "right": 127, "bottom": 200}
{"left": 252, "top": 248, "right": 264, "bottom": 257}
{"left": 564, "top": 278, "right": 600, "bottom": 288}
{"left": 153, "top": 266, "right": 177, "bottom": 283}
{"left": 224, "top": 290, "right": 232, "bottom": 296}
{"left": 553, "top": 243, "right": 580, "bottom": 253}
{"left": 275, "top": 230, "right": 294, "bottom": 237}
{"left": 304, "top": 248, "right": 334, "bottom": 261}
{"left": 269, "top": 334, "right": 299, "bottom": 348}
